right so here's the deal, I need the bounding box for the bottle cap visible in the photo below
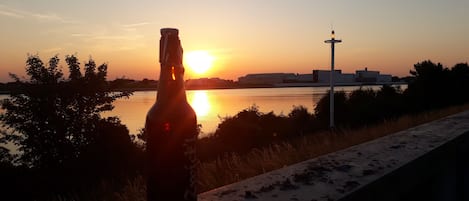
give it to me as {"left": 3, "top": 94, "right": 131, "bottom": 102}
{"left": 161, "top": 28, "right": 179, "bottom": 36}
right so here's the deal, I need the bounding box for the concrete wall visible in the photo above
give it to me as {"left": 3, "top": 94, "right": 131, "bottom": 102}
{"left": 198, "top": 110, "right": 469, "bottom": 201}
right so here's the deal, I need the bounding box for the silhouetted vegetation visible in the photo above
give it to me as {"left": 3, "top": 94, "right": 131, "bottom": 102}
{"left": 197, "top": 60, "right": 469, "bottom": 163}
{"left": 0, "top": 55, "right": 143, "bottom": 200}
{"left": 314, "top": 85, "right": 404, "bottom": 128}
{"left": 313, "top": 61, "right": 468, "bottom": 129}
{"left": 109, "top": 78, "right": 158, "bottom": 91}
{"left": 405, "top": 61, "right": 469, "bottom": 112}
{"left": 0, "top": 59, "right": 468, "bottom": 200}
{"left": 197, "top": 105, "right": 315, "bottom": 161}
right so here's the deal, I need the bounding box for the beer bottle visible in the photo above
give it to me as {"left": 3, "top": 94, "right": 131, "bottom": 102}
{"left": 145, "top": 28, "right": 198, "bottom": 201}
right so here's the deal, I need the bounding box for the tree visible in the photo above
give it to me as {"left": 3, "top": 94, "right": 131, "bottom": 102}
{"left": 449, "top": 63, "right": 469, "bottom": 104}
{"left": 0, "top": 54, "right": 131, "bottom": 168}
{"left": 405, "top": 60, "right": 451, "bottom": 111}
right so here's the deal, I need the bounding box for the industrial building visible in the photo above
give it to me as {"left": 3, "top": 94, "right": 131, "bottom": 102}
{"left": 313, "top": 68, "right": 392, "bottom": 84}
{"left": 312, "top": 70, "right": 355, "bottom": 83}
{"left": 238, "top": 73, "right": 296, "bottom": 85}
{"left": 237, "top": 68, "right": 393, "bottom": 86}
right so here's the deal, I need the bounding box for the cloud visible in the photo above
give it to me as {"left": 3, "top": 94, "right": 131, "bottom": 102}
{"left": 72, "top": 33, "right": 143, "bottom": 41}
{"left": 121, "top": 22, "right": 151, "bottom": 28}
{"left": 69, "top": 30, "right": 146, "bottom": 51}
{"left": 119, "top": 22, "right": 152, "bottom": 32}
{"left": 32, "top": 12, "right": 79, "bottom": 24}
{"left": 71, "top": 33, "right": 88, "bottom": 37}
{"left": 42, "top": 47, "right": 63, "bottom": 53}
{"left": 0, "top": 4, "right": 25, "bottom": 18}
{"left": 0, "top": 10, "right": 24, "bottom": 18}
{"left": 0, "top": 4, "right": 78, "bottom": 24}
{"left": 32, "top": 13, "right": 60, "bottom": 20}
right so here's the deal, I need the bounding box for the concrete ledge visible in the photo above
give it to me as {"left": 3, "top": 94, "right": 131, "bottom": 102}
{"left": 198, "top": 111, "right": 469, "bottom": 201}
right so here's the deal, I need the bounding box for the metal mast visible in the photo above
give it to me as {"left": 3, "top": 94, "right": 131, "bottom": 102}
{"left": 324, "top": 30, "right": 342, "bottom": 128}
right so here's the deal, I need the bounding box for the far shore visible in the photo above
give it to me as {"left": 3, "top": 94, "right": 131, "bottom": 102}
{"left": 113, "top": 81, "right": 407, "bottom": 92}
{"left": 0, "top": 81, "right": 407, "bottom": 95}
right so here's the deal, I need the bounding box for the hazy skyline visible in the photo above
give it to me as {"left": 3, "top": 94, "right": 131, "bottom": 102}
{"left": 1, "top": 0, "right": 468, "bottom": 82}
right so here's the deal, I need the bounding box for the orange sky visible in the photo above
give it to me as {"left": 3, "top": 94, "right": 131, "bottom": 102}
{"left": 1, "top": 1, "right": 468, "bottom": 82}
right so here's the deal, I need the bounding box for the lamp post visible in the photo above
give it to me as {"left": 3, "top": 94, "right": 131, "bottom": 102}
{"left": 324, "top": 30, "right": 342, "bottom": 128}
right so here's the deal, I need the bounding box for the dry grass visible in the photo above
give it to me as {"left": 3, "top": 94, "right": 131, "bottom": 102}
{"left": 197, "top": 103, "right": 469, "bottom": 192}
{"left": 113, "top": 175, "right": 146, "bottom": 201}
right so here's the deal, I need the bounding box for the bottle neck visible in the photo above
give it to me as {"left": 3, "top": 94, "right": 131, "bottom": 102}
{"left": 157, "top": 64, "right": 187, "bottom": 104}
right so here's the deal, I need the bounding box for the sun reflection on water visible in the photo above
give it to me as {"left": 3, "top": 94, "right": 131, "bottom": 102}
{"left": 188, "top": 90, "right": 210, "bottom": 117}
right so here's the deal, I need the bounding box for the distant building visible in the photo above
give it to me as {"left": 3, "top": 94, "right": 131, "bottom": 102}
{"left": 313, "top": 67, "right": 393, "bottom": 84}
{"left": 313, "top": 70, "right": 355, "bottom": 83}
{"left": 185, "top": 78, "right": 235, "bottom": 89}
{"left": 355, "top": 68, "right": 379, "bottom": 82}
{"left": 377, "top": 74, "right": 392, "bottom": 82}
{"left": 296, "top": 74, "right": 314, "bottom": 83}
{"left": 238, "top": 73, "right": 296, "bottom": 85}
{"left": 237, "top": 68, "right": 394, "bottom": 86}
{"left": 238, "top": 73, "right": 315, "bottom": 85}
{"left": 356, "top": 68, "right": 392, "bottom": 83}
{"left": 284, "top": 74, "right": 314, "bottom": 83}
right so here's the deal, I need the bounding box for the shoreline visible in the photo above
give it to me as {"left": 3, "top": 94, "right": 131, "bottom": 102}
{"left": 0, "top": 82, "right": 407, "bottom": 95}
{"left": 117, "top": 81, "right": 407, "bottom": 92}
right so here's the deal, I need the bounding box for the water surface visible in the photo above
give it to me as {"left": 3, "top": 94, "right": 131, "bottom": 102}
{"left": 0, "top": 85, "right": 404, "bottom": 138}
{"left": 107, "top": 86, "right": 384, "bottom": 137}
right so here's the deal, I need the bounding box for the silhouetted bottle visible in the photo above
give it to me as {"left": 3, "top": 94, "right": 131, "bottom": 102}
{"left": 145, "top": 28, "right": 198, "bottom": 201}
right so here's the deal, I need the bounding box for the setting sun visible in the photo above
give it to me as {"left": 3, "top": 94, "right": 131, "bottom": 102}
{"left": 185, "top": 50, "right": 214, "bottom": 74}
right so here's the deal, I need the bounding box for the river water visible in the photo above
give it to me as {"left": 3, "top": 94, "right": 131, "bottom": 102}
{"left": 105, "top": 86, "right": 389, "bottom": 137}
{"left": 0, "top": 85, "right": 405, "bottom": 138}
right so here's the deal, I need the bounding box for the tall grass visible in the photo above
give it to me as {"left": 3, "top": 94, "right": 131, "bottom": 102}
{"left": 197, "top": 103, "right": 469, "bottom": 192}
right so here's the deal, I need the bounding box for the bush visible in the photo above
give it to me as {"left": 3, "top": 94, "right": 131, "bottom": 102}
{"left": 315, "top": 86, "right": 405, "bottom": 128}
{"left": 288, "top": 105, "right": 316, "bottom": 135}
{"left": 314, "top": 91, "right": 348, "bottom": 128}
{"left": 198, "top": 105, "right": 316, "bottom": 161}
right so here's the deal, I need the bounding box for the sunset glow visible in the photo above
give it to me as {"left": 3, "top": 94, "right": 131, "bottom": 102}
{"left": 0, "top": 1, "right": 468, "bottom": 82}
{"left": 185, "top": 50, "right": 214, "bottom": 75}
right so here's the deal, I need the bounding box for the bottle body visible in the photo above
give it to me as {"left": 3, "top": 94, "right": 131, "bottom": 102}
{"left": 146, "top": 101, "right": 197, "bottom": 200}
{"left": 145, "top": 28, "right": 198, "bottom": 201}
